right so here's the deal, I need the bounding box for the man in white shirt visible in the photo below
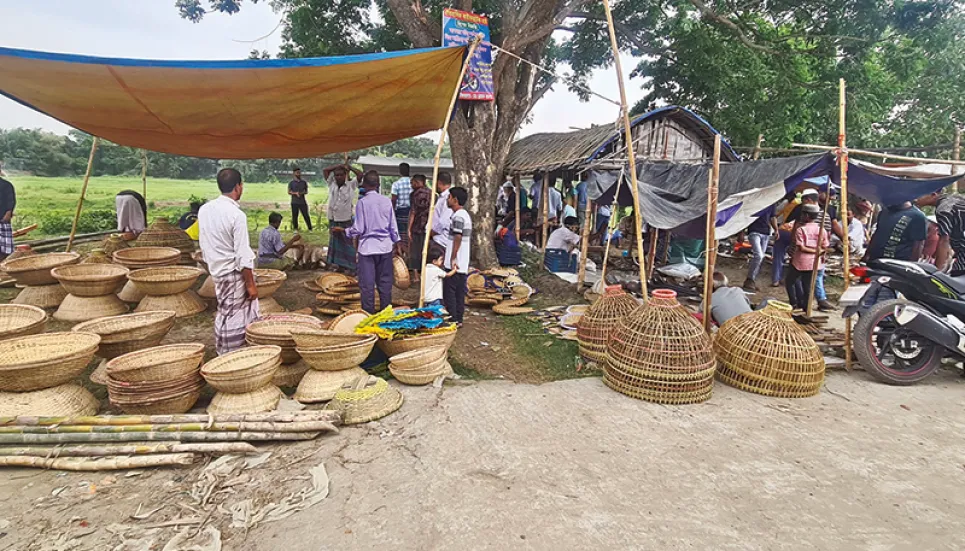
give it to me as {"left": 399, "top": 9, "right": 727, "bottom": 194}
{"left": 544, "top": 216, "right": 581, "bottom": 272}
{"left": 198, "top": 168, "right": 259, "bottom": 355}
{"left": 323, "top": 163, "right": 362, "bottom": 272}
{"left": 430, "top": 171, "right": 454, "bottom": 248}
{"left": 443, "top": 187, "right": 471, "bottom": 325}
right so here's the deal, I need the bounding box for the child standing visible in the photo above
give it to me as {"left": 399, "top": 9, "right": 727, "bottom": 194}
{"left": 443, "top": 187, "right": 471, "bottom": 325}
{"left": 785, "top": 204, "right": 829, "bottom": 310}
{"left": 424, "top": 244, "right": 453, "bottom": 307}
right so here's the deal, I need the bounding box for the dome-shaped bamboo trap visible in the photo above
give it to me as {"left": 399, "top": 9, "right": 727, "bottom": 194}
{"left": 604, "top": 289, "right": 716, "bottom": 405}
{"left": 130, "top": 266, "right": 206, "bottom": 317}
{"left": 11, "top": 283, "right": 68, "bottom": 309}
{"left": 576, "top": 285, "right": 637, "bottom": 363}
{"left": 133, "top": 217, "right": 195, "bottom": 263}
{"left": 294, "top": 366, "right": 367, "bottom": 403}
{"left": 102, "top": 233, "right": 130, "bottom": 257}
{"left": 714, "top": 301, "right": 825, "bottom": 398}
{"left": 51, "top": 264, "right": 132, "bottom": 322}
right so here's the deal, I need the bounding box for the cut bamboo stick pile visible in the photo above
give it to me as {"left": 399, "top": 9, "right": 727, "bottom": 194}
{"left": 0, "top": 421, "right": 338, "bottom": 435}
{"left": 0, "top": 453, "right": 196, "bottom": 471}
{"left": 0, "top": 442, "right": 257, "bottom": 457}
{"left": 0, "top": 431, "right": 324, "bottom": 445}
{"left": 0, "top": 411, "right": 342, "bottom": 427}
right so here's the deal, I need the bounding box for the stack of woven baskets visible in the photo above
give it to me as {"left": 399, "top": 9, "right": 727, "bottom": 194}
{"left": 105, "top": 343, "right": 206, "bottom": 414}
{"left": 113, "top": 246, "right": 181, "bottom": 302}
{"left": 576, "top": 285, "right": 638, "bottom": 363}
{"left": 292, "top": 330, "right": 375, "bottom": 403}
{"left": 393, "top": 256, "right": 410, "bottom": 290}
{"left": 193, "top": 251, "right": 216, "bottom": 300}
{"left": 73, "top": 310, "right": 178, "bottom": 386}
{"left": 254, "top": 269, "right": 287, "bottom": 315}
{"left": 201, "top": 346, "right": 284, "bottom": 414}
{"left": 0, "top": 304, "right": 48, "bottom": 342}
{"left": 128, "top": 266, "right": 206, "bottom": 317}
{"left": 326, "top": 375, "right": 403, "bottom": 425}
{"left": 133, "top": 217, "right": 195, "bottom": 264}
{"left": 2, "top": 252, "right": 80, "bottom": 308}
{"left": 388, "top": 345, "right": 451, "bottom": 385}
{"left": 315, "top": 273, "right": 363, "bottom": 315}
{"left": 714, "top": 301, "right": 825, "bottom": 398}
{"left": 245, "top": 314, "right": 326, "bottom": 387}
{"left": 0, "top": 332, "right": 101, "bottom": 417}
{"left": 51, "top": 264, "right": 130, "bottom": 322}
{"left": 604, "top": 289, "right": 716, "bottom": 404}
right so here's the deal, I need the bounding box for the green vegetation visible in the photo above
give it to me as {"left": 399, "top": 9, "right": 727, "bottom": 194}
{"left": 500, "top": 316, "right": 592, "bottom": 382}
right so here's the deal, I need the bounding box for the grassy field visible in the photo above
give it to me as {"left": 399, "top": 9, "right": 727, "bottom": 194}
{"left": 5, "top": 175, "right": 333, "bottom": 238}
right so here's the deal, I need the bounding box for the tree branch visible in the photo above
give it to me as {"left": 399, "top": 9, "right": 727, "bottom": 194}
{"left": 563, "top": 12, "right": 671, "bottom": 58}
{"left": 383, "top": 0, "right": 436, "bottom": 48}
{"left": 685, "top": 0, "right": 780, "bottom": 55}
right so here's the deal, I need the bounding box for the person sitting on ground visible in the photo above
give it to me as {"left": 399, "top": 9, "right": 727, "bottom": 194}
{"left": 785, "top": 204, "right": 829, "bottom": 310}
{"left": 864, "top": 200, "right": 927, "bottom": 264}
{"left": 710, "top": 271, "right": 752, "bottom": 326}
{"left": 915, "top": 191, "right": 965, "bottom": 275}
{"left": 424, "top": 244, "right": 455, "bottom": 308}
{"left": 544, "top": 216, "right": 582, "bottom": 271}
{"left": 116, "top": 190, "right": 147, "bottom": 235}
{"left": 257, "top": 212, "right": 302, "bottom": 269}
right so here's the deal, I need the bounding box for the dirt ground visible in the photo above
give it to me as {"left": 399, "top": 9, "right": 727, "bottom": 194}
{"left": 3, "top": 369, "right": 965, "bottom": 550}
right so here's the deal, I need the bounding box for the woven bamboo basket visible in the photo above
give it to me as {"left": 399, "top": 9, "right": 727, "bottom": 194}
{"left": 376, "top": 329, "right": 458, "bottom": 357}
{"left": 328, "top": 310, "right": 369, "bottom": 333}
{"left": 107, "top": 372, "right": 203, "bottom": 398}
{"left": 290, "top": 329, "right": 374, "bottom": 349}
{"left": 467, "top": 273, "right": 486, "bottom": 291}
{"left": 133, "top": 217, "right": 195, "bottom": 263}
{"left": 261, "top": 312, "right": 325, "bottom": 325}
{"left": 51, "top": 264, "right": 130, "bottom": 297}
{"left": 294, "top": 366, "right": 367, "bottom": 403}
{"left": 201, "top": 346, "right": 282, "bottom": 394}
{"left": 0, "top": 304, "right": 48, "bottom": 341}
{"left": 0, "top": 332, "right": 101, "bottom": 392}
{"left": 259, "top": 297, "right": 286, "bottom": 316}
{"left": 111, "top": 246, "right": 181, "bottom": 269}
{"left": 54, "top": 293, "right": 130, "bottom": 323}
{"left": 12, "top": 283, "right": 68, "bottom": 309}
{"left": 388, "top": 346, "right": 448, "bottom": 370}
{"left": 389, "top": 355, "right": 449, "bottom": 386}
{"left": 208, "top": 384, "right": 283, "bottom": 415}
{"left": 576, "top": 285, "right": 637, "bottom": 363}
{"left": 72, "top": 311, "right": 177, "bottom": 359}
{"left": 0, "top": 383, "right": 99, "bottom": 417}
{"left": 136, "top": 290, "right": 207, "bottom": 318}
{"left": 81, "top": 249, "right": 112, "bottom": 264}
{"left": 117, "top": 281, "right": 146, "bottom": 303}
{"left": 603, "top": 289, "right": 715, "bottom": 404}
{"left": 197, "top": 275, "right": 216, "bottom": 299}
{"left": 326, "top": 376, "right": 403, "bottom": 424}
{"left": 254, "top": 269, "right": 287, "bottom": 299}
{"left": 102, "top": 233, "right": 130, "bottom": 257}
{"left": 1, "top": 252, "right": 81, "bottom": 286}
{"left": 273, "top": 360, "right": 310, "bottom": 387}
{"left": 316, "top": 304, "right": 344, "bottom": 316}
{"left": 246, "top": 318, "right": 327, "bottom": 364}
{"left": 110, "top": 380, "right": 204, "bottom": 415}
{"left": 296, "top": 335, "right": 377, "bottom": 371}
{"left": 714, "top": 301, "right": 825, "bottom": 398}
{"left": 106, "top": 343, "right": 206, "bottom": 383}
{"left": 128, "top": 266, "right": 204, "bottom": 296}
{"left": 393, "top": 256, "right": 410, "bottom": 290}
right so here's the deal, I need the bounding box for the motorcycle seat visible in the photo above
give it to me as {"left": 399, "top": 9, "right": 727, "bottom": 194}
{"left": 932, "top": 272, "right": 965, "bottom": 295}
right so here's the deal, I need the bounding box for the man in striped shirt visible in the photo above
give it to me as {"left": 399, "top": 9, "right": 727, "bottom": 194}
{"left": 916, "top": 192, "right": 965, "bottom": 275}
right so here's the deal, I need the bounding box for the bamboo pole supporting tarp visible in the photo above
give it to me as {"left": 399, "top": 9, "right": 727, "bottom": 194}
{"left": 601, "top": 0, "right": 648, "bottom": 298}
{"left": 596, "top": 166, "right": 626, "bottom": 288}
{"left": 806, "top": 186, "right": 834, "bottom": 317}
{"left": 513, "top": 173, "right": 521, "bottom": 241}
{"left": 0, "top": 431, "right": 323, "bottom": 445}
{"left": 66, "top": 137, "right": 99, "bottom": 252}
{"left": 752, "top": 134, "right": 764, "bottom": 160}
{"left": 0, "top": 442, "right": 257, "bottom": 457}
{"left": 838, "top": 79, "right": 853, "bottom": 371}
{"left": 0, "top": 453, "right": 196, "bottom": 471}
{"left": 540, "top": 173, "right": 549, "bottom": 266}
{"left": 791, "top": 143, "right": 965, "bottom": 166}
{"left": 576, "top": 196, "right": 593, "bottom": 288}
{"left": 0, "top": 411, "right": 342, "bottom": 426}
{"left": 140, "top": 149, "right": 148, "bottom": 201}
{"left": 646, "top": 228, "right": 658, "bottom": 279}
{"left": 702, "top": 135, "right": 722, "bottom": 332}
{"left": 419, "top": 38, "right": 481, "bottom": 307}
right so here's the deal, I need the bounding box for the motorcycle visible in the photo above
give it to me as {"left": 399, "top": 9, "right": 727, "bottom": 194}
{"left": 846, "top": 258, "right": 965, "bottom": 385}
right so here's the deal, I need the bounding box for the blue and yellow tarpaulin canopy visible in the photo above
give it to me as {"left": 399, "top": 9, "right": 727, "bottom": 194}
{"left": 0, "top": 46, "right": 467, "bottom": 159}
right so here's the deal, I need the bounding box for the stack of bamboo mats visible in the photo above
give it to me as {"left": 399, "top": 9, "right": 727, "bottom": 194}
{"left": 0, "top": 411, "right": 340, "bottom": 471}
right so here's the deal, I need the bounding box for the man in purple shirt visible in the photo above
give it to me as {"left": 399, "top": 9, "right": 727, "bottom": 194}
{"left": 334, "top": 170, "right": 401, "bottom": 313}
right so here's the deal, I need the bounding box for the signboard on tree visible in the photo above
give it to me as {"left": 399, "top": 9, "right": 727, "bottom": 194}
{"left": 442, "top": 8, "right": 494, "bottom": 102}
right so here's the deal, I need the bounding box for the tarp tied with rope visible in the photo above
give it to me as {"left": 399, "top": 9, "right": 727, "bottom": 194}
{"left": 0, "top": 46, "right": 467, "bottom": 159}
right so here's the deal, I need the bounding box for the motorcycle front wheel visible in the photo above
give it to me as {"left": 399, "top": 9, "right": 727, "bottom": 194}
{"left": 853, "top": 299, "right": 944, "bottom": 385}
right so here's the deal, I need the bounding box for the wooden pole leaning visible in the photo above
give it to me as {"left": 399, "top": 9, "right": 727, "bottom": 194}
{"left": 752, "top": 134, "right": 764, "bottom": 160}
{"left": 805, "top": 185, "right": 833, "bottom": 318}
{"left": 540, "top": 173, "right": 549, "bottom": 264}
{"left": 601, "top": 0, "right": 648, "bottom": 298}
{"left": 838, "top": 79, "right": 853, "bottom": 371}
{"left": 702, "top": 135, "right": 722, "bottom": 332}
{"left": 576, "top": 190, "right": 593, "bottom": 289}
{"left": 513, "top": 173, "right": 521, "bottom": 241}
{"left": 140, "top": 149, "right": 148, "bottom": 201}
{"left": 418, "top": 38, "right": 480, "bottom": 307}
{"left": 597, "top": 166, "right": 627, "bottom": 288}
{"left": 66, "top": 137, "right": 100, "bottom": 252}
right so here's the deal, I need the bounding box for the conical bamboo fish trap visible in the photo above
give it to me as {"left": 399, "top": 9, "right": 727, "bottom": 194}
{"left": 133, "top": 217, "right": 195, "bottom": 263}
{"left": 714, "top": 301, "right": 825, "bottom": 398}
{"left": 12, "top": 283, "right": 67, "bottom": 309}
{"left": 604, "top": 289, "right": 715, "bottom": 405}
{"left": 576, "top": 285, "right": 637, "bottom": 363}
{"left": 54, "top": 293, "right": 129, "bottom": 323}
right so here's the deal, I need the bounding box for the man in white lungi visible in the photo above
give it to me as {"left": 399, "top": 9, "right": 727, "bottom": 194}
{"left": 198, "top": 168, "right": 259, "bottom": 355}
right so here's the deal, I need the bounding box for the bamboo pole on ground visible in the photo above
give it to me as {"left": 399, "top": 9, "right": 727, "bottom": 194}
{"left": 513, "top": 173, "right": 521, "bottom": 241}
{"left": 0, "top": 431, "right": 323, "bottom": 445}
{"left": 601, "top": 0, "right": 648, "bottom": 298}
{"left": 540, "top": 173, "right": 549, "bottom": 266}
{"left": 752, "top": 134, "right": 764, "bottom": 160}
{"left": 702, "top": 135, "right": 722, "bottom": 332}
{"left": 838, "top": 79, "right": 853, "bottom": 371}
{"left": 65, "top": 137, "right": 99, "bottom": 252}
{"left": 805, "top": 186, "right": 833, "bottom": 318}
{"left": 576, "top": 194, "right": 593, "bottom": 288}
{"left": 140, "top": 149, "right": 148, "bottom": 201}
{"left": 791, "top": 143, "right": 965, "bottom": 166}
{"left": 0, "top": 420, "right": 338, "bottom": 435}
{"left": 418, "top": 38, "right": 481, "bottom": 307}
{"left": 0, "top": 411, "right": 342, "bottom": 427}
{"left": 0, "top": 453, "right": 196, "bottom": 471}
{"left": 0, "top": 442, "right": 256, "bottom": 458}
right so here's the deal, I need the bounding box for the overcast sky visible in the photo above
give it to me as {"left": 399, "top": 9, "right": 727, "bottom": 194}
{"left": 0, "top": 0, "right": 644, "bottom": 140}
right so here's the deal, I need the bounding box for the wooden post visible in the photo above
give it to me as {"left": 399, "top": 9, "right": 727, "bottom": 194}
{"left": 838, "top": 79, "right": 853, "bottom": 371}
{"left": 418, "top": 38, "right": 480, "bottom": 308}
{"left": 66, "top": 138, "right": 100, "bottom": 252}
{"left": 576, "top": 191, "right": 593, "bottom": 289}
{"left": 597, "top": 166, "right": 627, "bottom": 287}
{"left": 954, "top": 127, "right": 962, "bottom": 194}
{"left": 140, "top": 149, "right": 148, "bottom": 201}
{"left": 702, "top": 135, "right": 722, "bottom": 332}
{"left": 805, "top": 185, "right": 833, "bottom": 318}
{"left": 540, "top": 173, "right": 549, "bottom": 263}
{"left": 601, "top": 0, "right": 648, "bottom": 299}
{"left": 646, "top": 228, "right": 658, "bottom": 278}
{"left": 752, "top": 134, "right": 764, "bottom": 160}
{"left": 513, "top": 173, "right": 521, "bottom": 241}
